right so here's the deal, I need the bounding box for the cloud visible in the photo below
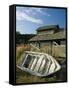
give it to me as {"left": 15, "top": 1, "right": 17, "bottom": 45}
{"left": 32, "top": 8, "right": 45, "bottom": 15}
{"left": 16, "top": 7, "right": 50, "bottom": 16}
{"left": 16, "top": 11, "right": 43, "bottom": 24}
{"left": 35, "top": 8, "right": 50, "bottom": 16}
{"left": 24, "top": 8, "right": 50, "bottom": 16}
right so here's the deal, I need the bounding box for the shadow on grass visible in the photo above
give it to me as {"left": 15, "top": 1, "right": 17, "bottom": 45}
{"left": 16, "top": 64, "right": 66, "bottom": 84}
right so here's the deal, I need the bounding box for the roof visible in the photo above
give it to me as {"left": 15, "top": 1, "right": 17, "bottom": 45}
{"left": 29, "top": 31, "right": 66, "bottom": 42}
{"left": 37, "top": 25, "right": 59, "bottom": 32}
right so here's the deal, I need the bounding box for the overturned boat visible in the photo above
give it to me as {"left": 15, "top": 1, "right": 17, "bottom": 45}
{"left": 17, "top": 51, "right": 61, "bottom": 77}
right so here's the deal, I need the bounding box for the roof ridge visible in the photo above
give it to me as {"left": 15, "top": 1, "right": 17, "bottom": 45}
{"left": 37, "top": 25, "right": 59, "bottom": 31}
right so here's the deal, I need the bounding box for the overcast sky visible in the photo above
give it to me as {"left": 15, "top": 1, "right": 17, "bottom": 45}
{"left": 16, "top": 6, "right": 66, "bottom": 34}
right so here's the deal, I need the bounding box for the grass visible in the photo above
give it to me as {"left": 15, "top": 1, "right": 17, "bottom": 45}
{"left": 16, "top": 44, "right": 66, "bottom": 84}
{"left": 16, "top": 44, "right": 30, "bottom": 64}
{"left": 16, "top": 67, "right": 62, "bottom": 83}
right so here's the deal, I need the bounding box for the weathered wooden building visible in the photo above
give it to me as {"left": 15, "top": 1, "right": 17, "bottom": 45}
{"left": 29, "top": 25, "right": 66, "bottom": 48}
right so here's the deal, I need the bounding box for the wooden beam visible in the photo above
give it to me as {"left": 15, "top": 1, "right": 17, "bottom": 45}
{"left": 51, "top": 41, "right": 52, "bottom": 55}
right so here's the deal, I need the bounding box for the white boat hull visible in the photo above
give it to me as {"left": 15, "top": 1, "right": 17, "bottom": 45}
{"left": 17, "top": 51, "right": 61, "bottom": 77}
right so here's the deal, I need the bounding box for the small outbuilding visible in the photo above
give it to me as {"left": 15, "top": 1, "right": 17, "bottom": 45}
{"left": 29, "top": 25, "right": 66, "bottom": 47}
{"left": 29, "top": 25, "right": 66, "bottom": 56}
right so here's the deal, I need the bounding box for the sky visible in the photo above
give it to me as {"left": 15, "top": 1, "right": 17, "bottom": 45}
{"left": 16, "top": 6, "right": 66, "bottom": 34}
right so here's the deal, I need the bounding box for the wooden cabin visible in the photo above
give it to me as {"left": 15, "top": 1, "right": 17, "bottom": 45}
{"left": 29, "top": 25, "right": 66, "bottom": 47}
{"left": 29, "top": 25, "right": 66, "bottom": 57}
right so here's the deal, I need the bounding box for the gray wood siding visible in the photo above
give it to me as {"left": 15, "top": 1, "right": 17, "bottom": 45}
{"left": 61, "top": 41, "right": 66, "bottom": 45}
